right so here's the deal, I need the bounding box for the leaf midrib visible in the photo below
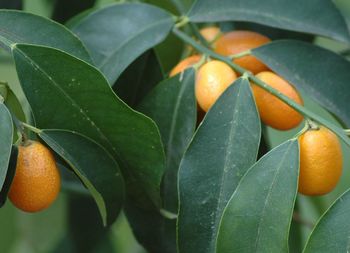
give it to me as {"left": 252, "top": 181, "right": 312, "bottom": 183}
{"left": 14, "top": 46, "right": 116, "bottom": 156}
{"left": 253, "top": 142, "right": 293, "bottom": 252}
{"left": 210, "top": 82, "right": 245, "bottom": 251}
{"left": 166, "top": 73, "right": 193, "bottom": 169}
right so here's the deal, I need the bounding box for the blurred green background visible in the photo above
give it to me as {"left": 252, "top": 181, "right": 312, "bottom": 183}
{"left": 1, "top": 0, "right": 350, "bottom": 252}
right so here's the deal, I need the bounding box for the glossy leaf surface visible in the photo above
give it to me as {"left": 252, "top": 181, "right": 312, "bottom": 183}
{"left": 0, "top": 10, "right": 91, "bottom": 62}
{"left": 217, "top": 140, "right": 299, "bottom": 253}
{"left": 138, "top": 69, "right": 196, "bottom": 212}
{"left": 177, "top": 78, "right": 261, "bottom": 253}
{"left": 12, "top": 44, "right": 165, "bottom": 207}
{"left": 188, "top": 0, "right": 350, "bottom": 42}
{"left": 0, "top": 103, "right": 13, "bottom": 191}
{"left": 304, "top": 189, "right": 350, "bottom": 253}
{"left": 71, "top": 3, "right": 174, "bottom": 84}
{"left": 40, "top": 130, "right": 125, "bottom": 226}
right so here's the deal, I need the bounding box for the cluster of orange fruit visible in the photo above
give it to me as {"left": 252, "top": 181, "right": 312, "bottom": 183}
{"left": 170, "top": 27, "right": 343, "bottom": 196}
{"left": 3, "top": 28, "right": 343, "bottom": 215}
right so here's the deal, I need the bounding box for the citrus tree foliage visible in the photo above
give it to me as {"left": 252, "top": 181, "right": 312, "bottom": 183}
{"left": 0, "top": 0, "right": 350, "bottom": 252}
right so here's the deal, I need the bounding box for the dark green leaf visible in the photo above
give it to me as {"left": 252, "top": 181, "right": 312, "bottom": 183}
{"left": 4, "top": 86, "right": 26, "bottom": 142}
{"left": 0, "top": 146, "right": 17, "bottom": 207}
{"left": 12, "top": 43, "right": 165, "bottom": 207}
{"left": 177, "top": 78, "right": 261, "bottom": 253}
{"left": 138, "top": 69, "right": 196, "bottom": 212}
{"left": 154, "top": 33, "right": 184, "bottom": 73}
{"left": 114, "top": 50, "right": 164, "bottom": 107}
{"left": 40, "top": 130, "right": 125, "bottom": 226}
{"left": 303, "top": 188, "right": 350, "bottom": 253}
{"left": 0, "top": 10, "right": 91, "bottom": 62}
{"left": 125, "top": 200, "right": 177, "bottom": 253}
{"left": 216, "top": 140, "right": 299, "bottom": 253}
{"left": 234, "top": 22, "right": 315, "bottom": 42}
{"left": 71, "top": 3, "right": 174, "bottom": 84}
{"left": 252, "top": 40, "right": 350, "bottom": 127}
{"left": 4, "top": 88, "right": 26, "bottom": 123}
{"left": 0, "top": 103, "right": 13, "bottom": 190}
{"left": 188, "top": 0, "right": 350, "bottom": 43}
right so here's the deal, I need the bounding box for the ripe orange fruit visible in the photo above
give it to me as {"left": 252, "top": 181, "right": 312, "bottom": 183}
{"left": 196, "top": 60, "right": 237, "bottom": 112}
{"left": 252, "top": 71, "right": 303, "bottom": 130}
{"left": 298, "top": 126, "right": 342, "bottom": 195}
{"left": 169, "top": 55, "right": 201, "bottom": 77}
{"left": 215, "top": 30, "right": 271, "bottom": 74}
{"left": 200, "top": 26, "right": 221, "bottom": 45}
{"left": 9, "top": 141, "right": 61, "bottom": 212}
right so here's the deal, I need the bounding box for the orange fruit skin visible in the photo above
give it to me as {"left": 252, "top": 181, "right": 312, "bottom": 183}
{"left": 252, "top": 71, "right": 303, "bottom": 130}
{"left": 298, "top": 127, "right": 343, "bottom": 196}
{"left": 196, "top": 60, "right": 237, "bottom": 112}
{"left": 215, "top": 31, "right": 271, "bottom": 74}
{"left": 9, "top": 141, "right": 61, "bottom": 212}
{"left": 169, "top": 55, "right": 201, "bottom": 77}
{"left": 200, "top": 26, "right": 221, "bottom": 45}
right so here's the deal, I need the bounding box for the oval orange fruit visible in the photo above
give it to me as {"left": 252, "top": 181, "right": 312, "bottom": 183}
{"left": 252, "top": 71, "right": 303, "bottom": 130}
{"left": 298, "top": 126, "right": 342, "bottom": 195}
{"left": 9, "top": 141, "right": 61, "bottom": 212}
{"left": 215, "top": 30, "right": 271, "bottom": 74}
{"left": 196, "top": 60, "right": 237, "bottom": 112}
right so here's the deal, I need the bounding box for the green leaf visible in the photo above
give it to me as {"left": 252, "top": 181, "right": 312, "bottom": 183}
{"left": 0, "top": 10, "right": 91, "bottom": 63}
{"left": 4, "top": 88, "right": 26, "bottom": 124}
{"left": 252, "top": 40, "right": 350, "bottom": 127}
{"left": 154, "top": 33, "right": 184, "bottom": 73}
{"left": 177, "top": 78, "right": 261, "bottom": 253}
{"left": 303, "top": 188, "right": 350, "bottom": 253}
{"left": 12, "top": 43, "right": 165, "bottom": 207}
{"left": 125, "top": 201, "right": 177, "bottom": 253}
{"left": 216, "top": 140, "right": 299, "bottom": 253}
{"left": 138, "top": 69, "right": 196, "bottom": 212}
{"left": 234, "top": 22, "right": 314, "bottom": 42}
{"left": 0, "top": 103, "right": 13, "bottom": 191}
{"left": 114, "top": 50, "right": 164, "bottom": 107}
{"left": 71, "top": 3, "right": 174, "bottom": 84}
{"left": 4, "top": 86, "right": 26, "bottom": 142}
{"left": 40, "top": 130, "right": 125, "bottom": 226}
{"left": 0, "top": 146, "right": 17, "bottom": 207}
{"left": 188, "top": 0, "right": 350, "bottom": 43}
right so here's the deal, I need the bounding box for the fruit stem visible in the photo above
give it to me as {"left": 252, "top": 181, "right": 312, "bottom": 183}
{"left": 229, "top": 50, "right": 252, "bottom": 60}
{"left": 21, "top": 122, "right": 42, "bottom": 134}
{"left": 172, "top": 27, "right": 350, "bottom": 146}
{"left": 293, "top": 121, "right": 310, "bottom": 139}
{"left": 192, "top": 54, "right": 207, "bottom": 71}
{"left": 175, "top": 16, "right": 190, "bottom": 28}
{"left": 188, "top": 22, "right": 211, "bottom": 49}
{"left": 175, "top": 16, "right": 211, "bottom": 49}
{"left": 305, "top": 118, "right": 319, "bottom": 130}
